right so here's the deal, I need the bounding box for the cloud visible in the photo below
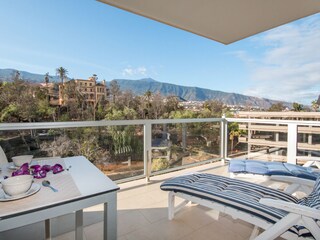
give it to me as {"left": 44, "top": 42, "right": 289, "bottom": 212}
{"left": 241, "top": 14, "right": 320, "bottom": 104}
{"left": 122, "top": 66, "right": 147, "bottom": 77}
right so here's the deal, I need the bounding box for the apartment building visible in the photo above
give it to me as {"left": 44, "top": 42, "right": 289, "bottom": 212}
{"left": 236, "top": 111, "right": 320, "bottom": 162}
{"left": 58, "top": 76, "right": 108, "bottom": 106}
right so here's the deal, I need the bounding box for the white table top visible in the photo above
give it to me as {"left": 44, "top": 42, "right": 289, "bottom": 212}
{"left": 0, "top": 156, "right": 119, "bottom": 220}
{"left": 63, "top": 156, "right": 119, "bottom": 196}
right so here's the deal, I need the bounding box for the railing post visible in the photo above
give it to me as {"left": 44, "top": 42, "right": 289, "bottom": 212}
{"left": 287, "top": 123, "right": 297, "bottom": 164}
{"left": 220, "top": 115, "right": 227, "bottom": 164}
{"left": 144, "top": 122, "right": 152, "bottom": 182}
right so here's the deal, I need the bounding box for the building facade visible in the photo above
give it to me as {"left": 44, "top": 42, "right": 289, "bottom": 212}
{"left": 58, "top": 76, "right": 108, "bottom": 106}
{"left": 235, "top": 111, "right": 320, "bottom": 162}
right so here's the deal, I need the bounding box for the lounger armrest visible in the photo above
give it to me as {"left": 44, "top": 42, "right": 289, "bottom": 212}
{"left": 270, "top": 176, "right": 315, "bottom": 187}
{"left": 259, "top": 198, "right": 320, "bottom": 219}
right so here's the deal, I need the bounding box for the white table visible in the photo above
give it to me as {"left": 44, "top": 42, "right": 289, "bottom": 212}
{"left": 0, "top": 156, "right": 119, "bottom": 240}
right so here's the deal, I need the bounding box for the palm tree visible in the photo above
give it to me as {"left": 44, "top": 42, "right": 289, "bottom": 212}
{"left": 311, "top": 100, "right": 319, "bottom": 112}
{"left": 13, "top": 70, "right": 21, "bottom": 82}
{"left": 228, "top": 122, "right": 243, "bottom": 152}
{"left": 110, "top": 80, "right": 120, "bottom": 104}
{"left": 56, "top": 67, "right": 68, "bottom": 84}
{"left": 292, "top": 102, "right": 303, "bottom": 112}
{"left": 143, "top": 90, "right": 153, "bottom": 119}
{"left": 44, "top": 72, "right": 50, "bottom": 85}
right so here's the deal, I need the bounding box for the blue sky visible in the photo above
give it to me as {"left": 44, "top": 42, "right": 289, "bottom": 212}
{"left": 0, "top": 1, "right": 319, "bottom": 104}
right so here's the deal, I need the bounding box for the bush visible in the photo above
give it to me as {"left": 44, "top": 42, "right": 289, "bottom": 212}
{"left": 151, "top": 158, "right": 169, "bottom": 172}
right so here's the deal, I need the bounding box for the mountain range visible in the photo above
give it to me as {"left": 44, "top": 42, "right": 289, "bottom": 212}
{"left": 0, "top": 68, "right": 287, "bottom": 108}
{"left": 0, "top": 68, "right": 61, "bottom": 83}
{"left": 110, "top": 78, "right": 286, "bottom": 108}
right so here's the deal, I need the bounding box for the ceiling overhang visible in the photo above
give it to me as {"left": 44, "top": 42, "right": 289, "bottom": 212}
{"left": 98, "top": 0, "right": 320, "bottom": 44}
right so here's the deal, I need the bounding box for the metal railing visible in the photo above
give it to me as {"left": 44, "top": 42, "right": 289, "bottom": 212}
{"left": 225, "top": 118, "right": 320, "bottom": 165}
{"left": 1, "top": 117, "right": 319, "bottom": 183}
{"left": 0, "top": 118, "right": 222, "bottom": 183}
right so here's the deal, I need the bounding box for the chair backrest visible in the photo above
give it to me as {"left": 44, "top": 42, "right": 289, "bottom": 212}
{"left": 298, "top": 176, "right": 320, "bottom": 209}
{"left": 0, "top": 145, "right": 8, "bottom": 164}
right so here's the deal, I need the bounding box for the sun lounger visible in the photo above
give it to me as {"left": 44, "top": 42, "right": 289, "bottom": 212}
{"left": 229, "top": 160, "right": 320, "bottom": 194}
{"left": 161, "top": 173, "right": 320, "bottom": 240}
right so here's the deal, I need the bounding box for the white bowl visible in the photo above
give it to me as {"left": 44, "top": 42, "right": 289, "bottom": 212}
{"left": 2, "top": 175, "right": 33, "bottom": 196}
{"left": 12, "top": 155, "right": 33, "bottom": 167}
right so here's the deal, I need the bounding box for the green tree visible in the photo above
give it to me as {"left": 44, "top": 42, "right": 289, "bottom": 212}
{"left": 104, "top": 108, "right": 141, "bottom": 160}
{"left": 0, "top": 79, "right": 38, "bottom": 122}
{"left": 56, "top": 67, "right": 68, "bottom": 83}
{"left": 151, "top": 92, "right": 164, "bottom": 119}
{"left": 142, "top": 90, "right": 153, "bottom": 119}
{"left": 268, "top": 103, "right": 285, "bottom": 112}
{"left": 228, "top": 122, "right": 244, "bottom": 152}
{"left": 292, "top": 102, "right": 303, "bottom": 112}
{"left": 110, "top": 80, "right": 120, "bottom": 104}
{"left": 105, "top": 107, "right": 137, "bottom": 120}
{"left": 37, "top": 99, "right": 56, "bottom": 121}
{"left": 311, "top": 100, "right": 319, "bottom": 112}
{"left": 203, "top": 100, "right": 225, "bottom": 117}
{"left": 44, "top": 72, "right": 50, "bottom": 84}
{"left": 13, "top": 70, "right": 21, "bottom": 82}
{"left": 164, "top": 95, "right": 180, "bottom": 113}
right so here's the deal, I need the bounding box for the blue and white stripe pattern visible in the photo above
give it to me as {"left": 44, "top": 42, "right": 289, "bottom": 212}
{"left": 298, "top": 176, "right": 320, "bottom": 208}
{"left": 229, "top": 159, "right": 320, "bottom": 180}
{"left": 160, "top": 173, "right": 320, "bottom": 238}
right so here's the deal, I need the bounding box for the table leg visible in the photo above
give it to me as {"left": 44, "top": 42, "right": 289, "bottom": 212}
{"left": 104, "top": 192, "right": 117, "bottom": 240}
{"left": 45, "top": 219, "right": 51, "bottom": 240}
{"left": 75, "top": 210, "right": 83, "bottom": 240}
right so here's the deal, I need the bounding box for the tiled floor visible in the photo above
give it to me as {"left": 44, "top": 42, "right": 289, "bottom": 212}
{"left": 62, "top": 161, "right": 273, "bottom": 240}
{"left": 2, "top": 161, "right": 284, "bottom": 240}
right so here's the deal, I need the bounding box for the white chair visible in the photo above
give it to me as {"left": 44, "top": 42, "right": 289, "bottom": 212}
{"left": 0, "top": 145, "right": 8, "bottom": 164}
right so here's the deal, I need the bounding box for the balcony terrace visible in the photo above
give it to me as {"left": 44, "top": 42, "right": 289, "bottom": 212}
{"left": 1, "top": 0, "right": 320, "bottom": 239}
{"left": 3, "top": 161, "right": 288, "bottom": 240}
{"left": 0, "top": 117, "right": 319, "bottom": 239}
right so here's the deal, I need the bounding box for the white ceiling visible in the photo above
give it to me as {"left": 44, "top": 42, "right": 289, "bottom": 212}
{"left": 98, "top": 0, "right": 320, "bottom": 44}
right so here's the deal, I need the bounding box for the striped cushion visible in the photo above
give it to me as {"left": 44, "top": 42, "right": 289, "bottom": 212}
{"left": 296, "top": 177, "right": 320, "bottom": 237}
{"left": 160, "top": 173, "right": 319, "bottom": 238}
{"left": 298, "top": 176, "right": 320, "bottom": 209}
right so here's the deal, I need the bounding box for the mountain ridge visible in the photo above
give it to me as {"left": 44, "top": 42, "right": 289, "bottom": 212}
{"left": 0, "top": 68, "right": 61, "bottom": 83}
{"left": 110, "top": 78, "right": 286, "bottom": 108}
{"left": 0, "top": 68, "right": 288, "bottom": 108}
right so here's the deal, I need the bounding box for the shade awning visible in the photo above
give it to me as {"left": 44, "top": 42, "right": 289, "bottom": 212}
{"left": 98, "top": 0, "right": 320, "bottom": 44}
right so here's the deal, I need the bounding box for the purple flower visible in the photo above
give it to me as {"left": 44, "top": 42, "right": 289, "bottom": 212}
{"left": 30, "top": 165, "right": 41, "bottom": 171}
{"left": 20, "top": 163, "right": 29, "bottom": 172}
{"left": 11, "top": 168, "right": 30, "bottom": 177}
{"left": 10, "top": 162, "right": 64, "bottom": 178}
{"left": 52, "top": 164, "right": 64, "bottom": 174}
{"left": 33, "top": 169, "right": 47, "bottom": 179}
{"left": 41, "top": 165, "right": 52, "bottom": 172}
